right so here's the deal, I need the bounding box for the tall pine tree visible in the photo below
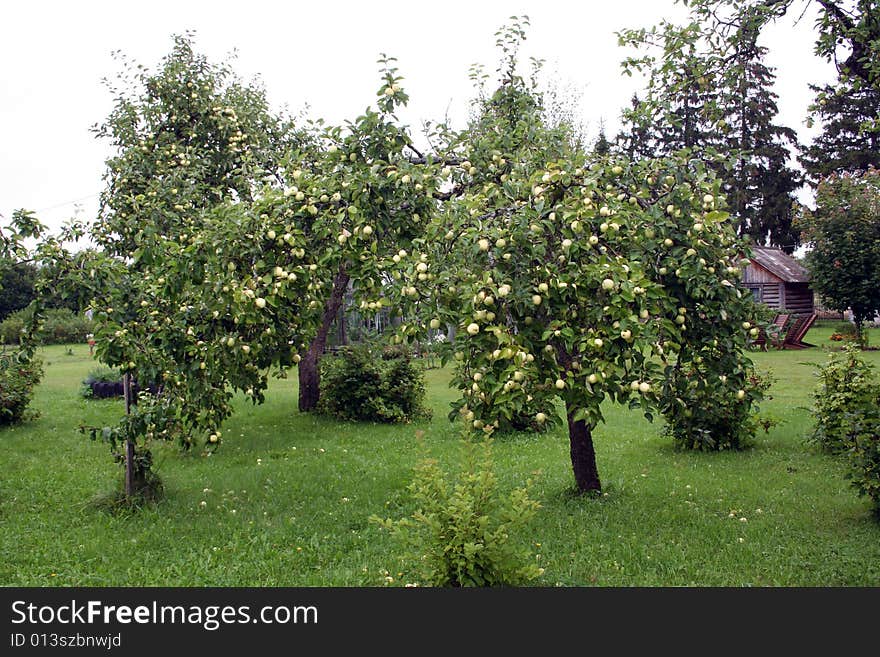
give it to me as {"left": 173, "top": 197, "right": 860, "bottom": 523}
{"left": 722, "top": 42, "right": 801, "bottom": 252}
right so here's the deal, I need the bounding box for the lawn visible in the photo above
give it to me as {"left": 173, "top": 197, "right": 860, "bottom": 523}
{"left": 2, "top": 323, "right": 879, "bottom": 587}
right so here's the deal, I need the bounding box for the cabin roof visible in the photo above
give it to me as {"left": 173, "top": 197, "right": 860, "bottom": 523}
{"left": 750, "top": 247, "right": 811, "bottom": 283}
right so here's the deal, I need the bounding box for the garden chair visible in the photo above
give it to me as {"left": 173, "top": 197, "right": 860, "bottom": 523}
{"left": 750, "top": 313, "right": 790, "bottom": 351}
{"left": 766, "top": 313, "right": 791, "bottom": 350}
{"left": 783, "top": 312, "right": 818, "bottom": 349}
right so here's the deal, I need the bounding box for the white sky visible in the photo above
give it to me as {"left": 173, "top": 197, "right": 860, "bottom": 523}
{"left": 2, "top": 0, "right": 835, "bottom": 235}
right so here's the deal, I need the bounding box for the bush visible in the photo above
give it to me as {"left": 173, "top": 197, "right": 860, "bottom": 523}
{"left": 318, "top": 343, "right": 431, "bottom": 423}
{"left": 809, "top": 346, "right": 880, "bottom": 516}
{"left": 846, "top": 410, "right": 880, "bottom": 517}
{"left": 0, "top": 312, "right": 26, "bottom": 345}
{"left": 371, "top": 434, "right": 543, "bottom": 586}
{"left": 662, "top": 360, "right": 774, "bottom": 451}
{"left": 0, "top": 351, "right": 42, "bottom": 426}
{"left": 809, "top": 345, "right": 877, "bottom": 453}
{"left": 0, "top": 307, "right": 93, "bottom": 345}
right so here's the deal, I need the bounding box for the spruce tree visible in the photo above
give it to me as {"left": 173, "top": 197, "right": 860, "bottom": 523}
{"left": 800, "top": 83, "right": 880, "bottom": 182}
{"left": 618, "top": 17, "right": 801, "bottom": 250}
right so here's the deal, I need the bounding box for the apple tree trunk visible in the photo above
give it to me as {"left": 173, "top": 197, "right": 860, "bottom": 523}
{"left": 566, "top": 403, "right": 601, "bottom": 494}
{"left": 298, "top": 266, "right": 350, "bottom": 412}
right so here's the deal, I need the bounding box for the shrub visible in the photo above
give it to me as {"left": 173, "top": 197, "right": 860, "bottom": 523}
{"left": 371, "top": 433, "right": 543, "bottom": 586}
{"left": 809, "top": 346, "right": 880, "bottom": 516}
{"left": 809, "top": 345, "right": 877, "bottom": 453}
{"left": 0, "top": 312, "right": 26, "bottom": 345}
{"left": 318, "top": 342, "right": 431, "bottom": 423}
{"left": 846, "top": 410, "right": 880, "bottom": 517}
{"left": 0, "top": 307, "right": 93, "bottom": 345}
{"left": 0, "top": 351, "right": 42, "bottom": 426}
{"left": 662, "top": 360, "right": 774, "bottom": 451}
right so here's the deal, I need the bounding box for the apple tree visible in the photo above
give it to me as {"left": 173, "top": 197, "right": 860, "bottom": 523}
{"left": 74, "top": 34, "right": 318, "bottom": 494}
{"left": 273, "top": 55, "right": 442, "bottom": 411}
{"left": 80, "top": 37, "right": 443, "bottom": 495}
{"left": 387, "top": 33, "right": 766, "bottom": 493}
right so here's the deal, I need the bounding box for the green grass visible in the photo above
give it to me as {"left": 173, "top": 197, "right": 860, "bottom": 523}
{"left": 2, "top": 326, "right": 879, "bottom": 587}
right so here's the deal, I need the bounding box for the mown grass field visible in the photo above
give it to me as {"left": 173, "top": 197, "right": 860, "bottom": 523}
{"left": 2, "top": 322, "right": 879, "bottom": 587}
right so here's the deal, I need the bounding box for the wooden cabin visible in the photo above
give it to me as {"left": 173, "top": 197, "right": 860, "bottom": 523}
{"left": 743, "top": 247, "right": 814, "bottom": 315}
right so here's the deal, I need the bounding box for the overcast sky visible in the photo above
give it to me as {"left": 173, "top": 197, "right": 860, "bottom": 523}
{"left": 2, "top": 0, "right": 835, "bottom": 235}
